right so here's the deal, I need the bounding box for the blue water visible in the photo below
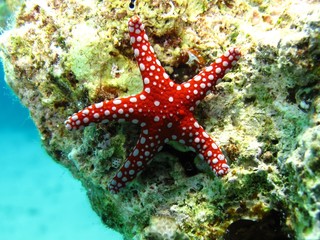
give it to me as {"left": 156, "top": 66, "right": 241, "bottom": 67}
{"left": 0, "top": 62, "right": 122, "bottom": 239}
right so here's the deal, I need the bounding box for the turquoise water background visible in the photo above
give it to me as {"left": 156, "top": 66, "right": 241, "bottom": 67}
{"left": 0, "top": 62, "right": 122, "bottom": 239}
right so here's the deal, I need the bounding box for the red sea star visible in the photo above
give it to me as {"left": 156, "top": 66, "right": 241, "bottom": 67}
{"left": 65, "top": 16, "right": 241, "bottom": 193}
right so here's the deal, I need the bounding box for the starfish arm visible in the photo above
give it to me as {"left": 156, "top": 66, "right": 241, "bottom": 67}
{"left": 181, "top": 48, "right": 241, "bottom": 105}
{"left": 128, "top": 16, "right": 175, "bottom": 90}
{"left": 108, "top": 127, "right": 166, "bottom": 193}
{"left": 175, "top": 117, "right": 229, "bottom": 176}
{"left": 64, "top": 94, "right": 147, "bottom": 130}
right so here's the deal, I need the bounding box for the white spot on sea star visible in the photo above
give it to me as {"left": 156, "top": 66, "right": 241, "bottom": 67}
{"left": 124, "top": 161, "right": 131, "bottom": 168}
{"left": 205, "top": 66, "right": 213, "bottom": 72}
{"left": 215, "top": 67, "right": 222, "bottom": 74}
{"left": 122, "top": 177, "right": 128, "bottom": 182}
{"left": 83, "top": 117, "right": 89, "bottom": 123}
{"left": 202, "top": 132, "right": 209, "bottom": 138}
{"left": 141, "top": 130, "right": 148, "bottom": 136}
{"left": 130, "top": 97, "right": 137, "bottom": 103}
{"left": 82, "top": 109, "right": 89, "bottom": 115}
{"left": 133, "top": 149, "right": 139, "bottom": 157}
{"left": 111, "top": 180, "right": 116, "bottom": 185}
{"left": 71, "top": 115, "right": 78, "bottom": 121}
{"left": 113, "top": 99, "right": 122, "bottom": 105}
{"left": 140, "top": 94, "right": 146, "bottom": 100}
{"left": 194, "top": 75, "right": 201, "bottom": 81}
{"left": 140, "top": 63, "right": 145, "bottom": 71}
{"left": 222, "top": 164, "right": 229, "bottom": 169}
{"left": 141, "top": 122, "right": 146, "bottom": 127}
{"left": 95, "top": 102, "right": 103, "bottom": 108}
{"left": 134, "top": 49, "right": 139, "bottom": 57}
{"left": 184, "top": 83, "right": 190, "bottom": 88}
{"left": 144, "top": 77, "right": 150, "bottom": 84}
{"left": 163, "top": 73, "right": 169, "bottom": 79}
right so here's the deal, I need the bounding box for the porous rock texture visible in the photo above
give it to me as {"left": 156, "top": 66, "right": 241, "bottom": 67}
{"left": 0, "top": 0, "right": 319, "bottom": 239}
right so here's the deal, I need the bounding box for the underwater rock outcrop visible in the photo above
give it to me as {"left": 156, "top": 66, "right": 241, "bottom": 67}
{"left": 0, "top": 0, "right": 319, "bottom": 239}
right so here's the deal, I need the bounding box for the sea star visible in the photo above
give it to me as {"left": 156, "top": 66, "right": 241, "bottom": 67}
{"left": 65, "top": 16, "right": 241, "bottom": 193}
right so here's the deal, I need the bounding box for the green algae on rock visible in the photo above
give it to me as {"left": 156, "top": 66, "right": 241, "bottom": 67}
{"left": 0, "top": 0, "right": 319, "bottom": 239}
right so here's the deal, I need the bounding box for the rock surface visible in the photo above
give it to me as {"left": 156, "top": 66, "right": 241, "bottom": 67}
{"left": 0, "top": 0, "right": 319, "bottom": 239}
